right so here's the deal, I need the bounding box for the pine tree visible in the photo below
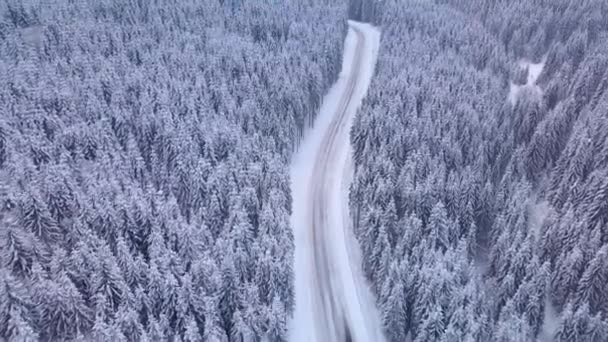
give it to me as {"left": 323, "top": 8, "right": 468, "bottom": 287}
{"left": 551, "top": 247, "right": 585, "bottom": 309}
{"left": 266, "top": 295, "right": 287, "bottom": 342}
{"left": 428, "top": 202, "right": 451, "bottom": 252}
{"left": 381, "top": 265, "right": 408, "bottom": 342}
{"left": 576, "top": 245, "right": 608, "bottom": 314}
{"left": 183, "top": 316, "right": 202, "bottom": 342}
{"left": 35, "top": 274, "right": 93, "bottom": 340}
{"left": 5, "top": 307, "right": 39, "bottom": 342}
{"left": 0, "top": 270, "right": 36, "bottom": 340}
{"left": 115, "top": 305, "right": 144, "bottom": 341}
{"left": 1, "top": 224, "right": 35, "bottom": 277}
{"left": 554, "top": 303, "right": 577, "bottom": 342}
{"left": 19, "top": 193, "right": 60, "bottom": 244}
{"left": 414, "top": 308, "right": 445, "bottom": 342}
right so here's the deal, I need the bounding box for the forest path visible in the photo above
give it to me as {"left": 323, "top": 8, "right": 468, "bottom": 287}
{"left": 289, "top": 21, "right": 384, "bottom": 342}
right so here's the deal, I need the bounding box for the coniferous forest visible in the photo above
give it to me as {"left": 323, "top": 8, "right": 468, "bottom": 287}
{"left": 0, "top": 0, "right": 344, "bottom": 340}
{"left": 351, "top": 0, "right": 608, "bottom": 341}
{"left": 3, "top": 0, "right": 608, "bottom": 341}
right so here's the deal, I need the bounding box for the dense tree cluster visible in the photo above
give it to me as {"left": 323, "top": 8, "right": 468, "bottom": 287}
{"left": 0, "top": 0, "right": 346, "bottom": 340}
{"left": 351, "top": 0, "right": 608, "bottom": 341}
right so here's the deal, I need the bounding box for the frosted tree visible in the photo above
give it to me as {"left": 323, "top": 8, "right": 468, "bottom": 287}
{"left": 35, "top": 274, "right": 93, "bottom": 340}
{"left": 576, "top": 245, "right": 608, "bottom": 314}
{"left": 0, "top": 270, "right": 36, "bottom": 341}
{"left": 350, "top": 1, "right": 608, "bottom": 340}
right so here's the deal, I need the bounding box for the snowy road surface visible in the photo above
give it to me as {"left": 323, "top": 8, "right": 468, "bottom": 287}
{"left": 290, "top": 21, "right": 384, "bottom": 342}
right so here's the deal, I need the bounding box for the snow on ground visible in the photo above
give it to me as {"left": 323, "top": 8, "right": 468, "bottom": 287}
{"left": 508, "top": 58, "right": 546, "bottom": 106}
{"left": 334, "top": 21, "right": 384, "bottom": 342}
{"left": 288, "top": 25, "right": 357, "bottom": 342}
{"left": 538, "top": 297, "right": 559, "bottom": 342}
{"left": 528, "top": 199, "right": 552, "bottom": 243}
{"left": 289, "top": 21, "right": 383, "bottom": 342}
{"left": 524, "top": 59, "right": 545, "bottom": 84}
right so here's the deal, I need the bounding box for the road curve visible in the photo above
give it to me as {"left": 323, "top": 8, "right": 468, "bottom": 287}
{"left": 308, "top": 26, "right": 366, "bottom": 342}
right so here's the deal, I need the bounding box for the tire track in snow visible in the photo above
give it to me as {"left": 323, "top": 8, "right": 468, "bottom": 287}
{"left": 309, "top": 26, "right": 364, "bottom": 342}
{"left": 290, "top": 21, "right": 384, "bottom": 342}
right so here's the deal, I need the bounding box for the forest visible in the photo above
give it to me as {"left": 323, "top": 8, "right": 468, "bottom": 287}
{"left": 350, "top": 0, "right": 608, "bottom": 341}
{"left": 3, "top": 0, "right": 608, "bottom": 341}
{"left": 0, "top": 0, "right": 346, "bottom": 340}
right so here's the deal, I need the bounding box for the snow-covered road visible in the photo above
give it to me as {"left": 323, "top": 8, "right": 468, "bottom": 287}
{"left": 289, "top": 21, "right": 384, "bottom": 342}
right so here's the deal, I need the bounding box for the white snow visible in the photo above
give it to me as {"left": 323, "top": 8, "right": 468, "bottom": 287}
{"left": 528, "top": 199, "right": 552, "bottom": 243}
{"left": 289, "top": 21, "right": 384, "bottom": 342}
{"left": 508, "top": 58, "right": 546, "bottom": 106}
{"left": 524, "top": 59, "right": 545, "bottom": 85}
{"left": 538, "top": 297, "right": 559, "bottom": 342}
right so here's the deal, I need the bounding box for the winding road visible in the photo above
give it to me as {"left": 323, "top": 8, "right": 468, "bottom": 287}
{"left": 289, "top": 21, "right": 383, "bottom": 342}
{"left": 306, "top": 24, "right": 380, "bottom": 342}
{"left": 309, "top": 26, "right": 363, "bottom": 342}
